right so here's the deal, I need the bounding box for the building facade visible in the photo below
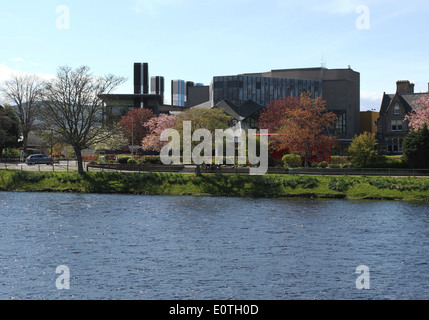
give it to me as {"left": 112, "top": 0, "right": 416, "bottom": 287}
{"left": 187, "top": 67, "right": 360, "bottom": 141}
{"left": 241, "top": 67, "right": 361, "bottom": 139}
{"left": 171, "top": 80, "right": 186, "bottom": 107}
{"left": 101, "top": 63, "right": 187, "bottom": 121}
{"left": 150, "top": 76, "right": 165, "bottom": 104}
{"left": 210, "top": 75, "right": 322, "bottom": 108}
{"left": 360, "top": 111, "right": 379, "bottom": 134}
{"left": 377, "top": 80, "right": 429, "bottom": 154}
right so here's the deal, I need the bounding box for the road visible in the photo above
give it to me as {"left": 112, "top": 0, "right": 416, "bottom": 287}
{"left": 0, "top": 161, "right": 84, "bottom": 172}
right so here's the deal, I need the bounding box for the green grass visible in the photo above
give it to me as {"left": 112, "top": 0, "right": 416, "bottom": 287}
{"left": 0, "top": 170, "right": 428, "bottom": 202}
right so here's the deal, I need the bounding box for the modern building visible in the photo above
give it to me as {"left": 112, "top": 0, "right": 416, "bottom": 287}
{"left": 186, "top": 85, "right": 210, "bottom": 108}
{"left": 377, "top": 80, "right": 429, "bottom": 154}
{"left": 360, "top": 111, "right": 379, "bottom": 134}
{"left": 241, "top": 67, "right": 361, "bottom": 139}
{"left": 101, "top": 63, "right": 188, "bottom": 121}
{"left": 134, "top": 63, "right": 149, "bottom": 96}
{"left": 187, "top": 66, "right": 360, "bottom": 143}
{"left": 210, "top": 75, "right": 322, "bottom": 107}
{"left": 171, "top": 80, "right": 186, "bottom": 107}
{"left": 151, "top": 76, "right": 165, "bottom": 104}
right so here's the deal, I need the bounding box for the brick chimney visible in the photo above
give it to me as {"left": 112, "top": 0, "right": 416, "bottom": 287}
{"left": 396, "top": 80, "right": 415, "bottom": 94}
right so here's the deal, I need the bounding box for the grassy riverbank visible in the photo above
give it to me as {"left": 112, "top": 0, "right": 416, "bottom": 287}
{"left": 0, "top": 170, "right": 429, "bottom": 201}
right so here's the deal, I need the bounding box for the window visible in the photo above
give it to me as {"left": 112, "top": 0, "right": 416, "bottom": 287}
{"left": 387, "top": 139, "right": 393, "bottom": 153}
{"left": 391, "top": 120, "right": 403, "bottom": 132}
{"left": 387, "top": 138, "right": 403, "bottom": 154}
{"left": 393, "top": 105, "right": 400, "bottom": 116}
{"left": 393, "top": 138, "right": 399, "bottom": 152}
{"left": 335, "top": 112, "right": 347, "bottom": 135}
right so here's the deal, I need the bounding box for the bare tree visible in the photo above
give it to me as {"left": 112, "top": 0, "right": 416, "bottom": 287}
{"left": 42, "top": 66, "right": 126, "bottom": 174}
{"left": 1, "top": 74, "right": 44, "bottom": 154}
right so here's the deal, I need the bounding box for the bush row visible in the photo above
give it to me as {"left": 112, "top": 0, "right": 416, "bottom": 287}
{"left": 367, "top": 177, "right": 429, "bottom": 191}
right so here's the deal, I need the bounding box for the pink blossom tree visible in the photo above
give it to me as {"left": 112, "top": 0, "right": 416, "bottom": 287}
{"left": 141, "top": 114, "right": 177, "bottom": 152}
{"left": 405, "top": 96, "right": 429, "bottom": 131}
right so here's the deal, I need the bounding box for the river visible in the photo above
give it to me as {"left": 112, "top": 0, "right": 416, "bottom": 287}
{"left": 0, "top": 192, "right": 427, "bottom": 300}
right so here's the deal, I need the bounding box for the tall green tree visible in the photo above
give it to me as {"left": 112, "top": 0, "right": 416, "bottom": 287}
{"left": 0, "top": 105, "right": 22, "bottom": 156}
{"left": 347, "top": 132, "right": 381, "bottom": 167}
{"left": 172, "top": 108, "right": 232, "bottom": 175}
{"left": 402, "top": 124, "right": 429, "bottom": 169}
{"left": 174, "top": 108, "right": 233, "bottom": 135}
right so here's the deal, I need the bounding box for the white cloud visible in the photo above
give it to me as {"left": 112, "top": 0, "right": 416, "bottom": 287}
{"left": 0, "top": 64, "right": 54, "bottom": 82}
{"left": 0, "top": 64, "right": 56, "bottom": 104}
{"left": 361, "top": 90, "right": 383, "bottom": 111}
{"left": 10, "top": 57, "right": 24, "bottom": 62}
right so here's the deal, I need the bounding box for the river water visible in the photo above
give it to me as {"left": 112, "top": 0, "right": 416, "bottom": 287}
{"left": 0, "top": 192, "right": 427, "bottom": 300}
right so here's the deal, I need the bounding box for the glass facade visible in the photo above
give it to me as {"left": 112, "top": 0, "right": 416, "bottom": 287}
{"left": 212, "top": 75, "right": 323, "bottom": 107}
{"left": 171, "top": 80, "right": 186, "bottom": 107}
{"left": 335, "top": 111, "right": 347, "bottom": 136}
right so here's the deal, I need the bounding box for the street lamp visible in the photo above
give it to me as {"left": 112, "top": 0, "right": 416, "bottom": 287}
{"left": 50, "top": 128, "right": 53, "bottom": 156}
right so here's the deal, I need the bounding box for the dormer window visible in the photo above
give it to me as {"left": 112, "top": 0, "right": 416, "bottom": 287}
{"left": 393, "top": 105, "right": 400, "bottom": 116}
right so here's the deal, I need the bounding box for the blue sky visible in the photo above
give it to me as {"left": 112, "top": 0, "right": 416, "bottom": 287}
{"left": 0, "top": 0, "right": 428, "bottom": 110}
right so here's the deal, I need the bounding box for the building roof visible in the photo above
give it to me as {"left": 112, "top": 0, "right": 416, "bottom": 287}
{"left": 380, "top": 93, "right": 395, "bottom": 115}
{"left": 399, "top": 93, "right": 429, "bottom": 110}
{"left": 192, "top": 98, "right": 265, "bottom": 122}
{"left": 236, "top": 100, "right": 265, "bottom": 119}
{"left": 99, "top": 93, "right": 162, "bottom": 103}
{"left": 380, "top": 92, "right": 429, "bottom": 115}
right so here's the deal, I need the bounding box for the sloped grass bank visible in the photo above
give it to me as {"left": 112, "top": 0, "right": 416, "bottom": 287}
{"left": 0, "top": 170, "right": 428, "bottom": 201}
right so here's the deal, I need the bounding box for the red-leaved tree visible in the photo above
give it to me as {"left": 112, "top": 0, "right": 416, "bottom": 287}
{"left": 119, "top": 108, "right": 156, "bottom": 146}
{"left": 259, "top": 92, "right": 338, "bottom": 167}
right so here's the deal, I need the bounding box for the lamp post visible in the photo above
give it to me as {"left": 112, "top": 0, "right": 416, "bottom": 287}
{"left": 50, "top": 128, "right": 53, "bottom": 157}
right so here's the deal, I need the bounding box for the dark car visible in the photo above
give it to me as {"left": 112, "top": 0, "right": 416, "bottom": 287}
{"left": 26, "top": 154, "right": 53, "bottom": 165}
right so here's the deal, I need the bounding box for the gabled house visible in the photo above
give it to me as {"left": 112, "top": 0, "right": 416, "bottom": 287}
{"left": 377, "top": 80, "right": 429, "bottom": 154}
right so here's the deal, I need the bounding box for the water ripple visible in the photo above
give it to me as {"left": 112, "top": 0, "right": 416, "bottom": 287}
{"left": 0, "top": 192, "right": 428, "bottom": 300}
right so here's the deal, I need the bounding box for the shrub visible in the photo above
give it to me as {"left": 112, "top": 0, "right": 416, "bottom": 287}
{"left": 118, "top": 156, "right": 131, "bottom": 164}
{"left": 282, "top": 154, "right": 301, "bottom": 168}
{"left": 364, "top": 156, "right": 407, "bottom": 168}
{"left": 12, "top": 171, "right": 52, "bottom": 183}
{"left": 402, "top": 124, "right": 429, "bottom": 169}
{"left": 297, "top": 176, "right": 319, "bottom": 189}
{"left": 331, "top": 156, "right": 348, "bottom": 166}
{"left": 318, "top": 161, "right": 328, "bottom": 168}
{"left": 367, "top": 177, "right": 429, "bottom": 191}
{"left": 328, "top": 177, "right": 356, "bottom": 192}
{"left": 127, "top": 159, "right": 137, "bottom": 164}
{"left": 282, "top": 176, "right": 319, "bottom": 189}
